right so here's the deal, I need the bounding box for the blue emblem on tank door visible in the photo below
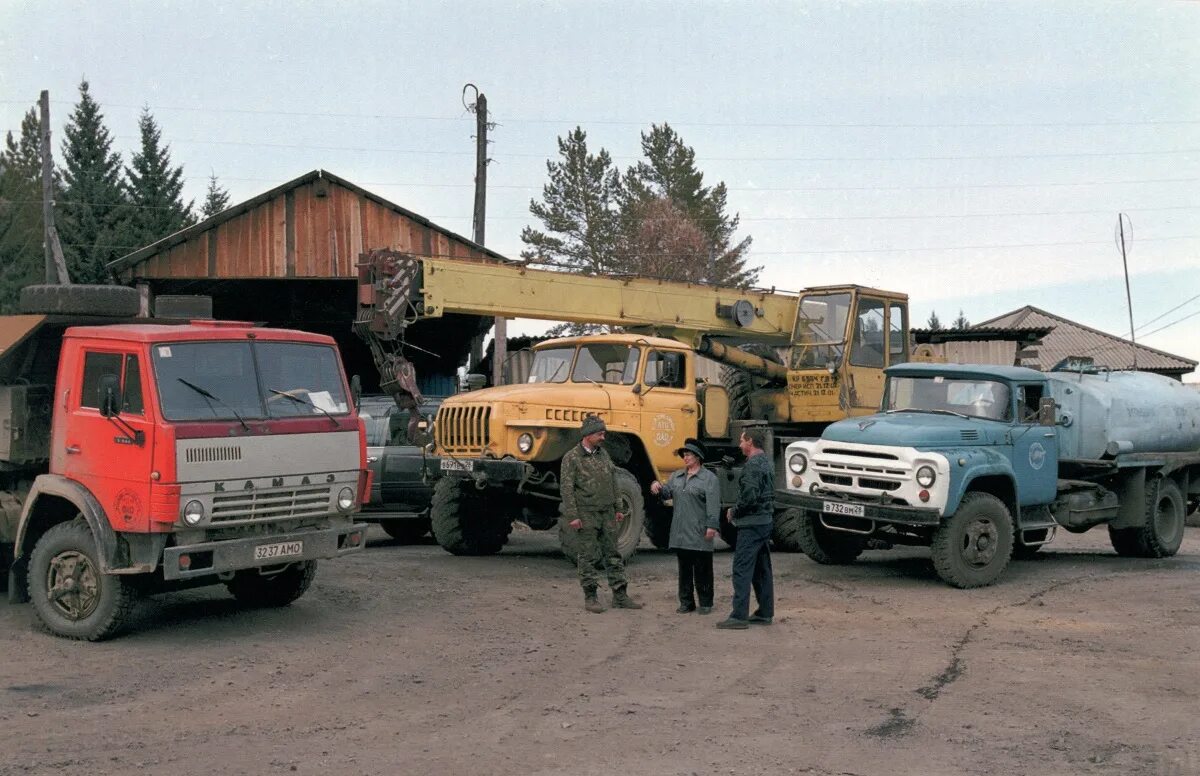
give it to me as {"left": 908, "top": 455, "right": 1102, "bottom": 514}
{"left": 1028, "top": 442, "right": 1046, "bottom": 470}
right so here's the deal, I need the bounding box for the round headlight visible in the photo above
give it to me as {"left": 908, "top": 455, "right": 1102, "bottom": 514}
{"left": 182, "top": 500, "right": 205, "bottom": 526}
{"left": 337, "top": 487, "right": 356, "bottom": 511}
{"left": 916, "top": 465, "right": 936, "bottom": 488}
{"left": 788, "top": 453, "right": 808, "bottom": 474}
{"left": 517, "top": 433, "right": 534, "bottom": 454}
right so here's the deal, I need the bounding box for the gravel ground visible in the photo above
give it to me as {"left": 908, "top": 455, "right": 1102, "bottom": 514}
{"left": 2, "top": 525, "right": 1198, "bottom": 776}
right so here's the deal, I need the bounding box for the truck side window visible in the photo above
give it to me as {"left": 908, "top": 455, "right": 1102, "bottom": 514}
{"left": 123, "top": 354, "right": 144, "bottom": 415}
{"left": 887, "top": 302, "right": 908, "bottom": 365}
{"left": 645, "top": 351, "right": 685, "bottom": 389}
{"left": 850, "top": 299, "right": 886, "bottom": 368}
{"left": 80, "top": 352, "right": 123, "bottom": 410}
{"left": 1017, "top": 384, "right": 1044, "bottom": 423}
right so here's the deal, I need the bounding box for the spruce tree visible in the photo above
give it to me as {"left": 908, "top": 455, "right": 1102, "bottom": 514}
{"left": 127, "top": 107, "right": 195, "bottom": 245}
{"left": 953, "top": 310, "right": 970, "bottom": 329}
{"left": 520, "top": 127, "right": 623, "bottom": 273}
{"left": 0, "top": 108, "right": 45, "bottom": 311}
{"left": 57, "top": 80, "right": 132, "bottom": 284}
{"left": 201, "top": 173, "right": 231, "bottom": 218}
{"left": 926, "top": 310, "right": 942, "bottom": 330}
{"left": 621, "top": 123, "right": 758, "bottom": 287}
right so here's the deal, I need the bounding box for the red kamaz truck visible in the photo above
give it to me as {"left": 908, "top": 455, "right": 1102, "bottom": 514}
{"left": 1, "top": 291, "right": 369, "bottom": 640}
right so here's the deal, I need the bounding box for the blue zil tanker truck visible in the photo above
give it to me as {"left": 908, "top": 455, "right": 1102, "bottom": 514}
{"left": 776, "top": 359, "right": 1200, "bottom": 587}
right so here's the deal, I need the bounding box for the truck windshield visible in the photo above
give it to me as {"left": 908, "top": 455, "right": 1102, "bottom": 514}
{"left": 789, "top": 292, "right": 850, "bottom": 369}
{"left": 153, "top": 341, "right": 349, "bottom": 421}
{"left": 572, "top": 343, "right": 640, "bottom": 384}
{"left": 528, "top": 347, "right": 574, "bottom": 384}
{"left": 886, "top": 376, "right": 1012, "bottom": 422}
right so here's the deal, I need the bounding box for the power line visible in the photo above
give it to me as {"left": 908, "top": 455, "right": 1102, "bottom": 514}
{"left": 5, "top": 99, "right": 1200, "bottom": 128}
{"left": 1134, "top": 292, "right": 1200, "bottom": 334}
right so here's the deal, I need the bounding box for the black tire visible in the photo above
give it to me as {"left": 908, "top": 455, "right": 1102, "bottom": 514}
{"left": 557, "top": 469, "right": 645, "bottom": 562}
{"left": 380, "top": 517, "right": 431, "bottom": 544}
{"left": 718, "top": 521, "right": 738, "bottom": 549}
{"left": 772, "top": 507, "right": 805, "bottom": 552}
{"left": 644, "top": 498, "right": 672, "bottom": 550}
{"left": 430, "top": 477, "right": 506, "bottom": 556}
{"left": 795, "top": 509, "right": 866, "bottom": 564}
{"left": 1108, "top": 525, "right": 1143, "bottom": 557}
{"left": 27, "top": 520, "right": 137, "bottom": 641}
{"left": 720, "top": 344, "right": 780, "bottom": 421}
{"left": 20, "top": 284, "right": 140, "bottom": 317}
{"left": 225, "top": 560, "right": 317, "bottom": 607}
{"left": 1108, "top": 478, "right": 1187, "bottom": 558}
{"left": 930, "top": 493, "right": 1013, "bottom": 588}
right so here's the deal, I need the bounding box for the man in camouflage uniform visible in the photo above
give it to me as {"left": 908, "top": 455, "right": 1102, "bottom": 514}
{"left": 561, "top": 415, "right": 644, "bottom": 613}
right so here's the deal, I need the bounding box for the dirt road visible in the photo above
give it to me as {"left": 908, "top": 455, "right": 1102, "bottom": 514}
{"left": 2, "top": 526, "right": 1198, "bottom": 776}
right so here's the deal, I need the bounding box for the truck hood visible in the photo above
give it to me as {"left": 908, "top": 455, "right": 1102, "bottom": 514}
{"left": 822, "top": 412, "right": 1004, "bottom": 448}
{"left": 442, "top": 382, "right": 608, "bottom": 406}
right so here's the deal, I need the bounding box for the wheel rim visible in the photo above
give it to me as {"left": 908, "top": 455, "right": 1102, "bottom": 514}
{"left": 45, "top": 550, "right": 100, "bottom": 621}
{"left": 960, "top": 518, "right": 999, "bottom": 568}
{"left": 617, "top": 491, "right": 636, "bottom": 546}
{"left": 1154, "top": 494, "right": 1182, "bottom": 544}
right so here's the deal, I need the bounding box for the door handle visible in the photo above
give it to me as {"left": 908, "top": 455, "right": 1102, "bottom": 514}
{"left": 1042, "top": 433, "right": 1055, "bottom": 438}
{"left": 681, "top": 406, "right": 696, "bottom": 414}
{"left": 66, "top": 445, "right": 81, "bottom": 455}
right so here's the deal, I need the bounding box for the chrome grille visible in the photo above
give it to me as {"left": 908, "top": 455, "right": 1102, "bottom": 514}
{"left": 814, "top": 450, "right": 907, "bottom": 491}
{"left": 436, "top": 404, "right": 491, "bottom": 453}
{"left": 210, "top": 486, "right": 332, "bottom": 524}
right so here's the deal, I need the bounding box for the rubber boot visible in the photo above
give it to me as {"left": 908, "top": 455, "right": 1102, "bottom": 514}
{"left": 611, "top": 588, "right": 643, "bottom": 610}
{"left": 584, "top": 591, "right": 606, "bottom": 613}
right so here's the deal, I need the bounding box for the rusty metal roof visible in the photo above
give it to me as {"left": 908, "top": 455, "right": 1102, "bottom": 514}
{"left": 974, "top": 306, "right": 1196, "bottom": 375}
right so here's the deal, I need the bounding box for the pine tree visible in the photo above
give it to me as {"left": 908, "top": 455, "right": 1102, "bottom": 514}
{"left": 126, "top": 107, "right": 194, "bottom": 245}
{"left": 0, "top": 108, "right": 45, "bottom": 312}
{"left": 926, "top": 310, "right": 942, "bottom": 330}
{"left": 57, "top": 80, "right": 132, "bottom": 284}
{"left": 520, "top": 127, "right": 623, "bottom": 273}
{"left": 621, "top": 123, "right": 758, "bottom": 287}
{"left": 201, "top": 173, "right": 231, "bottom": 218}
{"left": 953, "top": 310, "right": 970, "bottom": 329}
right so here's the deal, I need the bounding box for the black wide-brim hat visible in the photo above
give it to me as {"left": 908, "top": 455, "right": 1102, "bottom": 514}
{"left": 676, "top": 438, "right": 706, "bottom": 461}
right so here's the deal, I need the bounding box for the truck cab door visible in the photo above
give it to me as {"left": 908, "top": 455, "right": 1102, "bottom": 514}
{"left": 845, "top": 296, "right": 888, "bottom": 413}
{"left": 640, "top": 349, "right": 697, "bottom": 476}
{"left": 1010, "top": 383, "right": 1058, "bottom": 506}
{"left": 59, "top": 349, "right": 156, "bottom": 532}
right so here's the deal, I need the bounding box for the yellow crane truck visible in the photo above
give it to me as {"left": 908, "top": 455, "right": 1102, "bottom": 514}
{"left": 355, "top": 249, "right": 916, "bottom": 558}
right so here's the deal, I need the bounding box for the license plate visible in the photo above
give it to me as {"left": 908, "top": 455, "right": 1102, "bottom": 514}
{"left": 823, "top": 501, "right": 865, "bottom": 517}
{"left": 254, "top": 541, "right": 303, "bottom": 561}
{"left": 440, "top": 458, "right": 471, "bottom": 472}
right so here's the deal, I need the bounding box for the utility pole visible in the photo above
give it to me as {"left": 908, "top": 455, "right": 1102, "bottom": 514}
{"left": 464, "top": 84, "right": 504, "bottom": 385}
{"left": 1116, "top": 213, "right": 1137, "bottom": 371}
{"left": 39, "top": 90, "right": 70, "bottom": 285}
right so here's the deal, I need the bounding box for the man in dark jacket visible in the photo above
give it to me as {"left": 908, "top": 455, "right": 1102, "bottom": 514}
{"left": 718, "top": 427, "right": 775, "bottom": 629}
{"left": 561, "top": 415, "right": 644, "bottom": 613}
{"left": 651, "top": 438, "right": 720, "bottom": 614}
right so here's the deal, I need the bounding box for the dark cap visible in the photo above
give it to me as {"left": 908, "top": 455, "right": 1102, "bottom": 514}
{"left": 676, "top": 438, "right": 707, "bottom": 461}
{"left": 580, "top": 414, "right": 606, "bottom": 436}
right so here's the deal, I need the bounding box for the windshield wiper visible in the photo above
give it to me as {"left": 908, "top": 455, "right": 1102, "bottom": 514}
{"left": 177, "top": 378, "right": 250, "bottom": 431}
{"left": 268, "top": 388, "right": 338, "bottom": 426}
{"left": 885, "top": 407, "right": 970, "bottom": 419}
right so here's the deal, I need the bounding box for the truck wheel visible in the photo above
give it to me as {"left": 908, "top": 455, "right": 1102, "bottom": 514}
{"left": 430, "top": 478, "right": 506, "bottom": 556}
{"left": 795, "top": 510, "right": 866, "bottom": 564}
{"left": 772, "top": 508, "right": 805, "bottom": 552}
{"left": 930, "top": 493, "right": 1013, "bottom": 588}
{"left": 1138, "top": 478, "right": 1186, "bottom": 558}
{"left": 19, "top": 284, "right": 140, "bottom": 316}
{"left": 644, "top": 499, "right": 672, "bottom": 549}
{"left": 721, "top": 366, "right": 756, "bottom": 420}
{"left": 27, "top": 521, "right": 137, "bottom": 641}
{"left": 381, "top": 517, "right": 431, "bottom": 544}
{"left": 557, "top": 470, "right": 645, "bottom": 562}
{"left": 225, "top": 561, "right": 317, "bottom": 607}
{"left": 1107, "top": 526, "right": 1143, "bottom": 557}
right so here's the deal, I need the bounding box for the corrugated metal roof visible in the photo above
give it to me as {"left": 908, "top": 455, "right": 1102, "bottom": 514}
{"left": 974, "top": 306, "right": 1196, "bottom": 375}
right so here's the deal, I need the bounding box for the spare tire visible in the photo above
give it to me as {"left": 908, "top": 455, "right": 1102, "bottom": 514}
{"left": 20, "top": 284, "right": 140, "bottom": 317}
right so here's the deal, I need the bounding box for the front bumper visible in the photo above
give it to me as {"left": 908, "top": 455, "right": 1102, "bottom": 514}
{"left": 161, "top": 522, "right": 368, "bottom": 581}
{"left": 437, "top": 457, "right": 529, "bottom": 482}
{"left": 776, "top": 489, "right": 943, "bottom": 528}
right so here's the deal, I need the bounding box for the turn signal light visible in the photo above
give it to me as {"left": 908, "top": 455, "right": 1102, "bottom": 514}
{"left": 178, "top": 554, "right": 191, "bottom": 570}
{"left": 348, "top": 531, "right": 363, "bottom": 547}
{"left": 791, "top": 476, "right": 803, "bottom": 488}
{"left": 918, "top": 490, "right": 930, "bottom": 503}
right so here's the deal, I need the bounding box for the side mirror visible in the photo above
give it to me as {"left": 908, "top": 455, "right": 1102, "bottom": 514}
{"left": 99, "top": 374, "right": 120, "bottom": 418}
{"left": 631, "top": 383, "right": 642, "bottom": 395}
{"left": 1037, "top": 396, "right": 1057, "bottom": 427}
{"left": 350, "top": 374, "right": 362, "bottom": 409}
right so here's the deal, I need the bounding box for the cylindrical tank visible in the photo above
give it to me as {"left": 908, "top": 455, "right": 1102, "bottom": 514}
{"left": 1046, "top": 370, "right": 1200, "bottom": 459}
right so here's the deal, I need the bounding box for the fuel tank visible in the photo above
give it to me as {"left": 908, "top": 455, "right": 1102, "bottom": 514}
{"left": 1045, "top": 370, "right": 1200, "bottom": 459}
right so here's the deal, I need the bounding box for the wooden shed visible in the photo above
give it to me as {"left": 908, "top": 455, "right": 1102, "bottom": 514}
{"left": 109, "top": 170, "right": 506, "bottom": 395}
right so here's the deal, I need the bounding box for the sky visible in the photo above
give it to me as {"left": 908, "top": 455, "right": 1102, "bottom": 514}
{"left": 2, "top": 1, "right": 1197, "bottom": 381}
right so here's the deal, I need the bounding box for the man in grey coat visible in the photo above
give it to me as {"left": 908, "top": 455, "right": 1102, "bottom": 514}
{"left": 650, "top": 438, "right": 721, "bottom": 614}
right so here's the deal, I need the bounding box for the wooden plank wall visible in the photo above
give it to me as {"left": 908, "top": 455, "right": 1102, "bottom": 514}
{"left": 130, "top": 180, "right": 491, "bottom": 280}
